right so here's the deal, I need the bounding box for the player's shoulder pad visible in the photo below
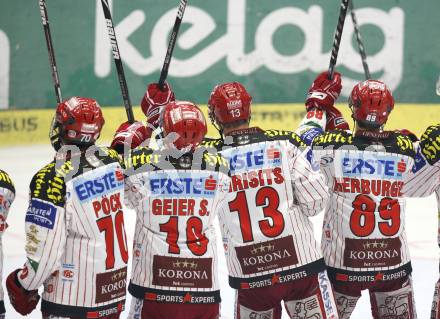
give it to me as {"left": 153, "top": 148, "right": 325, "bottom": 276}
{"left": 124, "top": 146, "right": 161, "bottom": 171}
{"left": 0, "top": 169, "right": 15, "bottom": 194}
{"left": 312, "top": 130, "right": 353, "bottom": 148}
{"left": 264, "top": 129, "right": 306, "bottom": 148}
{"left": 201, "top": 147, "right": 230, "bottom": 175}
{"left": 420, "top": 123, "right": 440, "bottom": 165}
{"left": 201, "top": 137, "right": 224, "bottom": 150}
{"left": 30, "top": 161, "right": 72, "bottom": 207}
{"left": 388, "top": 131, "right": 416, "bottom": 158}
{"left": 99, "top": 146, "right": 122, "bottom": 164}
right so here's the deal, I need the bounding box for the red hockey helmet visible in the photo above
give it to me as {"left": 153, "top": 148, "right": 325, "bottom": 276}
{"left": 208, "top": 82, "right": 252, "bottom": 127}
{"left": 162, "top": 101, "right": 207, "bottom": 151}
{"left": 54, "top": 97, "right": 105, "bottom": 146}
{"left": 349, "top": 80, "right": 394, "bottom": 128}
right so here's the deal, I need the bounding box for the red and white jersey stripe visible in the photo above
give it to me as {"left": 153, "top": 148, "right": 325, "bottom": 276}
{"left": 298, "top": 111, "right": 419, "bottom": 275}
{"left": 403, "top": 124, "right": 440, "bottom": 245}
{"left": 204, "top": 129, "right": 329, "bottom": 286}
{"left": 124, "top": 147, "right": 230, "bottom": 301}
{"left": 17, "top": 147, "right": 128, "bottom": 317}
{"left": 0, "top": 170, "right": 14, "bottom": 311}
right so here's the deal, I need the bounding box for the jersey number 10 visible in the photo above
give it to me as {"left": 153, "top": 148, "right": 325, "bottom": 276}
{"left": 160, "top": 216, "right": 209, "bottom": 256}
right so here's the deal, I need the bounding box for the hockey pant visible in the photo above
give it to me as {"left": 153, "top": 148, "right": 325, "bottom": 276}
{"left": 431, "top": 277, "right": 440, "bottom": 319}
{"left": 331, "top": 275, "right": 416, "bottom": 319}
{"left": 127, "top": 297, "right": 220, "bottom": 319}
{"left": 235, "top": 270, "right": 338, "bottom": 319}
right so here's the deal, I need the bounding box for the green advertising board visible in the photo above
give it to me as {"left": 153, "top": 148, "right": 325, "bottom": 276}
{"left": 1, "top": 0, "right": 440, "bottom": 109}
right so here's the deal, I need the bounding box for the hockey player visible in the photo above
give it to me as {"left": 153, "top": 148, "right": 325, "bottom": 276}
{"left": 6, "top": 97, "right": 128, "bottom": 318}
{"left": 0, "top": 169, "right": 15, "bottom": 319}
{"left": 402, "top": 124, "right": 440, "bottom": 318}
{"left": 205, "top": 82, "right": 338, "bottom": 319}
{"left": 296, "top": 72, "right": 418, "bottom": 318}
{"left": 123, "top": 101, "right": 230, "bottom": 319}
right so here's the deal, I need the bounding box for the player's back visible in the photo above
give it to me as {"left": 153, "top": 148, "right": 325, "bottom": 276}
{"left": 204, "top": 128, "right": 329, "bottom": 289}
{"left": 403, "top": 124, "right": 440, "bottom": 246}
{"left": 0, "top": 170, "right": 14, "bottom": 314}
{"left": 404, "top": 123, "right": 440, "bottom": 198}
{"left": 312, "top": 130, "right": 416, "bottom": 280}
{"left": 22, "top": 146, "right": 128, "bottom": 317}
{"left": 125, "top": 146, "right": 230, "bottom": 304}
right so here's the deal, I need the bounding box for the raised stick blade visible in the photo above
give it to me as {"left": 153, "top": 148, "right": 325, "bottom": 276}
{"left": 436, "top": 75, "right": 440, "bottom": 96}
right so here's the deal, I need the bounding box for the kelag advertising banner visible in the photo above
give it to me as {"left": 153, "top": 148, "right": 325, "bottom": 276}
{"left": 0, "top": 0, "right": 440, "bottom": 109}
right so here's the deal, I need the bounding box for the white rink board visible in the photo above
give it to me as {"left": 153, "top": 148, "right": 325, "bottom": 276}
{"left": 0, "top": 144, "right": 438, "bottom": 319}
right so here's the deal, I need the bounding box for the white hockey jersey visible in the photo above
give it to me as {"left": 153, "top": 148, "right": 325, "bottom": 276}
{"left": 298, "top": 114, "right": 416, "bottom": 284}
{"left": 17, "top": 146, "right": 128, "bottom": 318}
{"left": 0, "top": 170, "right": 14, "bottom": 314}
{"left": 203, "top": 128, "right": 329, "bottom": 290}
{"left": 403, "top": 124, "right": 440, "bottom": 244}
{"left": 124, "top": 147, "right": 230, "bottom": 304}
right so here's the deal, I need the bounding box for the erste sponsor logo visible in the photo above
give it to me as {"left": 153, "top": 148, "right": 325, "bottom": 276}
{"left": 149, "top": 172, "right": 218, "bottom": 197}
{"left": 74, "top": 169, "right": 123, "bottom": 202}
{"left": 227, "top": 146, "right": 281, "bottom": 173}
{"left": 341, "top": 153, "right": 408, "bottom": 180}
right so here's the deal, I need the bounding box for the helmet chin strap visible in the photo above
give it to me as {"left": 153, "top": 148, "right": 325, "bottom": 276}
{"left": 49, "top": 117, "right": 62, "bottom": 151}
{"left": 218, "top": 128, "right": 224, "bottom": 141}
{"left": 349, "top": 108, "right": 357, "bottom": 135}
{"left": 212, "top": 120, "right": 223, "bottom": 138}
{"left": 208, "top": 109, "right": 224, "bottom": 140}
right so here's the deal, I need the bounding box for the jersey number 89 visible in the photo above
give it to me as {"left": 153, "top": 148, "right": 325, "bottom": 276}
{"left": 350, "top": 194, "right": 401, "bottom": 237}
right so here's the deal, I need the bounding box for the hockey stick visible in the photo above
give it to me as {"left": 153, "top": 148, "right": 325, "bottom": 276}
{"left": 38, "top": 0, "right": 62, "bottom": 103}
{"left": 349, "top": 0, "right": 371, "bottom": 80}
{"left": 436, "top": 75, "right": 440, "bottom": 96}
{"left": 100, "top": 0, "right": 134, "bottom": 123}
{"left": 158, "top": 0, "right": 188, "bottom": 90}
{"left": 328, "top": 0, "right": 350, "bottom": 80}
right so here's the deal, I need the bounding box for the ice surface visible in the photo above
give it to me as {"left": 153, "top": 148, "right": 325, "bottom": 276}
{"left": 0, "top": 144, "right": 437, "bottom": 318}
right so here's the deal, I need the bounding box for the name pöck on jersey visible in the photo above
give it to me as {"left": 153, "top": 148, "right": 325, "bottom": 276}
{"left": 149, "top": 172, "right": 219, "bottom": 197}
{"left": 74, "top": 168, "right": 124, "bottom": 202}
{"left": 227, "top": 144, "right": 282, "bottom": 173}
{"left": 340, "top": 152, "right": 408, "bottom": 180}
{"left": 26, "top": 199, "right": 57, "bottom": 229}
